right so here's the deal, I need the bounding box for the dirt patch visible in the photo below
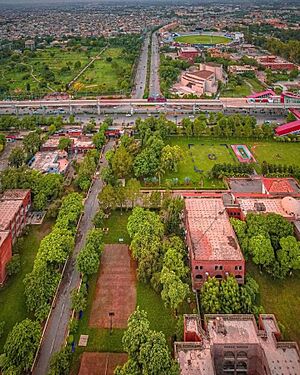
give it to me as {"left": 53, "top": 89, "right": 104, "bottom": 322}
{"left": 78, "top": 352, "right": 128, "bottom": 375}
{"left": 89, "top": 244, "right": 137, "bottom": 328}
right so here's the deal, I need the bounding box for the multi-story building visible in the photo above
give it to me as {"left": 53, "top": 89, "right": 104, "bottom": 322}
{"left": 0, "top": 189, "right": 31, "bottom": 284}
{"left": 184, "top": 197, "right": 245, "bottom": 290}
{"left": 175, "top": 314, "right": 300, "bottom": 375}
{"left": 178, "top": 47, "right": 200, "bottom": 62}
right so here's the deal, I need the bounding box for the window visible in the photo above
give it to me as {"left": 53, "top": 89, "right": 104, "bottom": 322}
{"left": 215, "top": 265, "right": 218, "bottom": 270}
{"left": 235, "top": 275, "right": 243, "bottom": 279}
{"left": 237, "top": 351, "right": 247, "bottom": 358}
{"left": 195, "top": 266, "right": 198, "bottom": 270}
{"left": 224, "top": 351, "right": 235, "bottom": 358}
{"left": 235, "top": 266, "right": 238, "bottom": 270}
{"left": 195, "top": 274, "right": 203, "bottom": 279}
{"left": 223, "top": 360, "right": 234, "bottom": 370}
{"left": 236, "top": 361, "right": 247, "bottom": 370}
{"left": 215, "top": 274, "right": 223, "bottom": 279}
{"left": 220, "top": 265, "right": 223, "bottom": 270}
{"left": 239, "top": 266, "right": 242, "bottom": 270}
{"left": 199, "top": 265, "right": 203, "bottom": 270}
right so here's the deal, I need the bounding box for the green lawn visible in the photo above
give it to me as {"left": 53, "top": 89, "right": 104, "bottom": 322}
{"left": 162, "top": 137, "right": 236, "bottom": 188}
{"left": 103, "top": 210, "right": 131, "bottom": 244}
{"left": 75, "top": 48, "right": 132, "bottom": 95}
{"left": 247, "top": 262, "right": 300, "bottom": 345}
{"left": 0, "top": 220, "right": 53, "bottom": 351}
{"left": 0, "top": 47, "right": 93, "bottom": 96}
{"left": 249, "top": 141, "right": 300, "bottom": 167}
{"left": 175, "top": 35, "right": 231, "bottom": 45}
{"left": 221, "top": 83, "right": 252, "bottom": 97}
{"left": 245, "top": 77, "right": 265, "bottom": 93}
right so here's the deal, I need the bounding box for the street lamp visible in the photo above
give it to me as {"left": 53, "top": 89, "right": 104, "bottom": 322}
{"left": 109, "top": 312, "right": 115, "bottom": 335}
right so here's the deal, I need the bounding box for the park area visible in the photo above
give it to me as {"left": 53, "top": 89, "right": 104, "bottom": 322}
{"left": 73, "top": 48, "right": 133, "bottom": 96}
{"left": 0, "top": 46, "right": 134, "bottom": 98}
{"left": 175, "top": 34, "right": 231, "bottom": 45}
{"left": 158, "top": 137, "right": 300, "bottom": 188}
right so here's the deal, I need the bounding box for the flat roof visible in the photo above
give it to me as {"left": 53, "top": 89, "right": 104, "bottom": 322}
{"left": 0, "top": 200, "right": 23, "bottom": 230}
{"left": 175, "top": 314, "right": 300, "bottom": 375}
{"left": 238, "top": 197, "right": 294, "bottom": 218}
{"left": 185, "top": 198, "right": 243, "bottom": 261}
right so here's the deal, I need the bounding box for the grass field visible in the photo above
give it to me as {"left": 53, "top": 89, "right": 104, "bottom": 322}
{"left": 221, "top": 83, "right": 252, "bottom": 97}
{"left": 0, "top": 46, "right": 133, "bottom": 98}
{"left": 250, "top": 141, "right": 300, "bottom": 167}
{"left": 0, "top": 220, "right": 53, "bottom": 351}
{"left": 162, "top": 137, "right": 236, "bottom": 188}
{"left": 247, "top": 262, "right": 300, "bottom": 345}
{"left": 103, "top": 210, "right": 131, "bottom": 244}
{"left": 175, "top": 34, "right": 231, "bottom": 45}
{"left": 75, "top": 48, "right": 132, "bottom": 95}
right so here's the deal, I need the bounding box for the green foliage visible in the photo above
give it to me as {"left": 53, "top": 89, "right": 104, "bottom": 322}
{"left": 210, "top": 163, "right": 254, "bottom": 179}
{"left": 232, "top": 213, "right": 298, "bottom": 278}
{"left": 71, "top": 289, "right": 87, "bottom": 313}
{"left": 160, "top": 196, "right": 184, "bottom": 236}
{"left": 76, "top": 228, "right": 103, "bottom": 275}
{"left": 58, "top": 137, "right": 71, "bottom": 151}
{"left": 200, "top": 276, "right": 261, "bottom": 315}
{"left": 1, "top": 319, "right": 41, "bottom": 374}
{"left": 8, "top": 147, "right": 25, "bottom": 168}
{"left": 5, "top": 255, "right": 21, "bottom": 276}
{"left": 92, "top": 209, "right": 105, "bottom": 228}
{"left": 0, "top": 167, "right": 63, "bottom": 210}
{"left": 116, "top": 308, "right": 178, "bottom": 375}
{"left": 75, "top": 149, "right": 99, "bottom": 191}
{"left": 48, "top": 347, "right": 71, "bottom": 375}
{"left": 24, "top": 193, "right": 82, "bottom": 320}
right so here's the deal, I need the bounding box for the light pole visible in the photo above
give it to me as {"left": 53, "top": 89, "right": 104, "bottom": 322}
{"left": 109, "top": 312, "right": 115, "bottom": 335}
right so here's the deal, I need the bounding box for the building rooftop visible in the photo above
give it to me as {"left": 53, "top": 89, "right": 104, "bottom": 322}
{"left": 180, "top": 46, "right": 198, "bottom": 52}
{"left": 238, "top": 197, "right": 300, "bottom": 219}
{"left": 186, "top": 70, "right": 214, "bottom": 80}
{"left": 0, "top": 200, "right": 23, "bottom": 231}
{"left": 175, "top": 314, "right": 300, "bottom": 375}
{"left": 30, "top": 151, "right": 69, "bottom": 174}
{"left": 1, "top": 189, "right": 30, "bottom": 201}
{"left": 185, "top": 198, "right": 243, "bottom": 261}
{"left": 262, "top": 178, "right": 300, "bottom": 194}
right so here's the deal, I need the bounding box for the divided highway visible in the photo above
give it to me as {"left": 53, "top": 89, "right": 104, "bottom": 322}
{"left": 149, "top": 30, "right": 161, "bottom": 98}
{"left": 132, "top": 33, "right": 150, "bottom": 99}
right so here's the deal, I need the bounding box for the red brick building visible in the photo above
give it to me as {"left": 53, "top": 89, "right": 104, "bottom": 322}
{"left": 185, "top": 197, "right": 245, "bottom": 290}
{"left": 178, "top": 47, "right": 199, "bottom": 62}
{"left": 0, "top": 189, "right": 31, "bottom": 284}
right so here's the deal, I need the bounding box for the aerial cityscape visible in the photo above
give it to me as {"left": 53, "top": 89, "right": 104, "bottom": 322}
{"left": 0, "top": 0, "right": 300, "bottom": 374}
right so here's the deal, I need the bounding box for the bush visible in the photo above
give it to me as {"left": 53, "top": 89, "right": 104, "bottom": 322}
{"left": 6, "top": 254, "right": 21, "bottom": 276}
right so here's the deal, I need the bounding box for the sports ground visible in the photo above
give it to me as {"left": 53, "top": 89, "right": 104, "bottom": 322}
{"left": 175, "top": 34, "right": 231, "bottom": 45}
{"left": 89, "top": 244, "right": 137, "bottom": 329}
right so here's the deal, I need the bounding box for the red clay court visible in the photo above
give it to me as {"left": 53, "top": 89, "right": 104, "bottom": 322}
{"left": 89, "top": 244, "right": 137, "bottom": 329}
{"left": 78, "top": 352, "right": 128, "bottom": 375}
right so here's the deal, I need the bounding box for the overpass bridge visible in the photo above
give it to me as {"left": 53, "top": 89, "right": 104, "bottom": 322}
{"left": 0, "top": 98, "right": 299, "bottom": 115}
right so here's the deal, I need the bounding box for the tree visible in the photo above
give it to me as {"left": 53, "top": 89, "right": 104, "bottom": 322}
{"left": 125, "top": 178, "right": 141, "bottom": 208}
{"left": 160, "top": 196, "right": 184, "bottom": 236}
{"left": 23, "top": 131, "right": 41, "bottom": 156}
{"left": 1, "top": 319, "right": 41, "bottom": 374}
{"left": 98, "top": 184, "right": 116, "bottom": 213}
{"left": 93, "top": 209, "right": 105, "bottom": 228}
{"left": 48, "top": 348, "right": 71, "bottom": 375}
{"left": 71, "top": 289, "right": 87, "bottom": 313}
{"left": 249, "top": 235, "right": 275, "bottom": 269}
{"left": 76, "top": 246, "right": 100, "bottom": 275}
{"left": 160, "top": 268, "right": 189, "bottom": 311}
{"left": 6, "top": 254, "right": 21, "bottom": 276}
{"left": 8, "top": 147, "right": 25, "bottom": 168}
{"left": 111, "top": 145, "right": 133, "bottom": 179}
{"left": 58, "top": 137, "right": 71, "bottom": 151}
{"left": 278, "top": 236, "right": 300, "bottom": 274}
{"left": 161, "top": 145, "right": 184, "bottom": 173}
{"left": 122, "top": 307, "right": 150, "bottom": 361}
{"left": 201, "top": 277, "right": 221, "bottom": 313}
{"left": 93, "top": 131, "right": 106, "bottom": 151}
{"left": 219, "top": 276, "right": 241, "bottom": 313}
{"left": 139, "top": 331, "right": 178, "bottom": 375}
